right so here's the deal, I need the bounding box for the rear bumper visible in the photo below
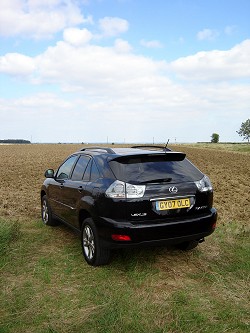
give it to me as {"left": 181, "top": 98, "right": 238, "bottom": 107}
{"left": 96, "top": 208, "right": 217, "bottom": 249}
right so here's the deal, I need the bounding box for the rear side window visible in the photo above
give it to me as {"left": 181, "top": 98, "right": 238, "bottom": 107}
{"left": 90, "top": 160, "right": 101, "bottom": 181}
{"left": 109, "top": 155, "right": 203, "bottom": 183}
{"left": 71, "top": 155, "right": 91, "bottom": 181}
{"left": 83, "top": 159, "right": 91, "bottom": 181}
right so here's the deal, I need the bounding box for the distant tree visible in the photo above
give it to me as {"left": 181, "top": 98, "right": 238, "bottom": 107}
{"left": 237, "top": 119, "right": 250, "bottom": 143}
{"left": 211, "top": 133, "right": 219, "bottom": 143}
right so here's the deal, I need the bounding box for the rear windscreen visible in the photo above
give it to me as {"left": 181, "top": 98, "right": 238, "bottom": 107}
{"left": 109, "top": 156, "right": 203, "bottom": 184}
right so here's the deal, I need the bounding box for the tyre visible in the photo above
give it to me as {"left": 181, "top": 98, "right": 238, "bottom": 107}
{"left": 176, "top": 240, "right": 199, "bottom": 251}
{"left": 41, "top": 195, "right": 58, "bottom": 226}
{"left": 81, "top": 218, "right": 110, "bottom": 266}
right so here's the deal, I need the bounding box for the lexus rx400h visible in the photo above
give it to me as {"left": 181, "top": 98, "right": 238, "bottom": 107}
{"left": 41, "top": 146, "right": 217, "bottom": 266}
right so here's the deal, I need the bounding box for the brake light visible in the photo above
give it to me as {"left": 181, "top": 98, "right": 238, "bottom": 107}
{"left": 195, "top": 175, "right": 213, "bottom": 192}
{"left": 111, "top": 234, "right": 131, "bottom": 241}
{"left": 105, "top": 180, "right": 145, "bottom": 199}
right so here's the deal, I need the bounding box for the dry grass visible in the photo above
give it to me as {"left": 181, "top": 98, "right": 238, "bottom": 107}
{"left": 171, "top": 144, "right": 250, "bottom": 227}
{"left": 0, "top": 143, "right": 249, "bottom": 225}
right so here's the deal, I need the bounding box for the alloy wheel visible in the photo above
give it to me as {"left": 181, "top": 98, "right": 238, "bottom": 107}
{"left": 42, "top": 199, "right": 49, "bottom": 224}
{"left": 83, "top": 225, "right": 95, "bottom": 260}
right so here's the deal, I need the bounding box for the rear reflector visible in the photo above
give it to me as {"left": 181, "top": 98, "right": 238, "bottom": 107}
{"left": 212, "top": 223, "right": 216, "bottom": 230}
{"left": 111, "top": 234, "right": 131, "bottom": 241}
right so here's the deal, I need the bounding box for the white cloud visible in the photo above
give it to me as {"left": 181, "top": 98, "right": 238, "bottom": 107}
{"left": 5, "top": 92, "right": 72, "bottom": 110}
{"left": 0, "top": 0, "right": 91, "bottom": 39}
{"left": 27, "top": 0, "right": 62, "bottom": 9}
{"left": 63, "top": 28, "right": 93, "bottom": 46}
{"left": 0, "top": 34, "right": 250, "bottom": 142}
{"left": 98, "top": 17, "right": 129, "bottom": 37}
{"left": 197, "top": 28, "right": 219, "bottom": 41}
{"left": 114, "top": 39, "right": 132, "bottom": 53}
{"left": 170, "top": 39, "right": 250, "bottom": 81}
{"left": 140, "top": 39, "right": 163, "bottom": 48}
{"left": 1, "top": 36, "right": 250, "bottom": 88}
{"left": 0, "top": 92, "right": 75, "bottom": 142}
{"left": 0, "top": 53, "right": 35, "bottom": 76}
{"left": 31, "top": 41, "right": 170, "bottom": 97}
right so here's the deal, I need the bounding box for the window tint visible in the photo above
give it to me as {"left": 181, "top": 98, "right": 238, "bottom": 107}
{"left": 57, "top": 155, "right": 78, "bottom": 180}
{"left": 109, "top": 156, "right": 203, "bottom": 183}
{"left": 91, "top": 160, "right": 101, "bottom": 181}
{"left": 71, "top": 155, "right": 91, "bottom": 181}
{"left": 83, "top": 159, "right": 91, "bottom": 181}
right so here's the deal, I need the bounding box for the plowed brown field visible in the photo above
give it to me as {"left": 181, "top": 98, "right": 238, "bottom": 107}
{"left": 0, "top": 144, "right": 249, "bottom": 228}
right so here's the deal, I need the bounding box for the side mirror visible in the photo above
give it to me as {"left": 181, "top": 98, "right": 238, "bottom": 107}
{"left": 44, "top": 169, "right": 54, "bottom": 178}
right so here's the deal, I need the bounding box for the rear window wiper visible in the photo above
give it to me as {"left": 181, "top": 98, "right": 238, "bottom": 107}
{"left": 139, "top": 178, "right": 172, "bottom": 184}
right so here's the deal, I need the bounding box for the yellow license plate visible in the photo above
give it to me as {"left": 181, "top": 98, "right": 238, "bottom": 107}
{"left": 156, "top": 198, "right": 190, "bottom": 210}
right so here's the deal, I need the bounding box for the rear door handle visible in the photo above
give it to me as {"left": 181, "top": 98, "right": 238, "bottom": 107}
{"left": 78, "top": 186, "right": 83, "bottom": 193}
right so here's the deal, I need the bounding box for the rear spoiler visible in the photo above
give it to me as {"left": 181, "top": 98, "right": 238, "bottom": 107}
{"left": 110, "top": 152, "right": 186, "bottom": 162}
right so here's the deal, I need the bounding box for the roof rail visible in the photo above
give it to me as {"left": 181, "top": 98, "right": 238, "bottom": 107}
{"left": 131, "top": 145, "right": 171, "bottom": 151}
{"left": 81, "top": 147, "right": 116, "bottom": 154}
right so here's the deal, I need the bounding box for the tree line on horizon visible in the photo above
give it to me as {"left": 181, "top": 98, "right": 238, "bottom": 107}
{"left": 0, "top": 139, "right": 31, "bottom": 144}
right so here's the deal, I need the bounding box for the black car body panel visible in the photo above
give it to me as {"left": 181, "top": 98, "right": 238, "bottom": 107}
{"left": 41, "top": 146, "right": 217, "bottom": 261}
{"left": 97, "top": 208, "right": 217, "bottom": 248}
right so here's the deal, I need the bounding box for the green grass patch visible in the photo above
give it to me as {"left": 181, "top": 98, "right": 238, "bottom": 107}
{"left": 0, "top": 219, "right": 20, "bottom": 269}
{"left": 0, "top": 218, "right": 249, "bottom": 332}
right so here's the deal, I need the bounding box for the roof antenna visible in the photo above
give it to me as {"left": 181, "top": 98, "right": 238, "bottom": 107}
{"left": 165, "top": 139, "right": 170, "bottom": 149}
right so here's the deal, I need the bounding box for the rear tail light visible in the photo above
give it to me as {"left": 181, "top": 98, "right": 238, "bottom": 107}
{"left": 195, "top": 175, "right": 213, "bottom": 192}
{"left": 105, "top": 180, "right": 145, "bottom": 199}
{"left": 111, "top": 234, "right": 131, "bottom": 241}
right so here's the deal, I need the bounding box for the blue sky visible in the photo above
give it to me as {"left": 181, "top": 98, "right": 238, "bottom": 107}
{"left": 0, "top": 0, "right": 249, "bottom": 143}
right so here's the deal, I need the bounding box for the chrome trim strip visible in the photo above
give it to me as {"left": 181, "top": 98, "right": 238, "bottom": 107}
{"left": 51, "top": 198, "right": 76, "bottom": 210}
{"left": 150, "top": 195, "right": 195, "bottom": 202}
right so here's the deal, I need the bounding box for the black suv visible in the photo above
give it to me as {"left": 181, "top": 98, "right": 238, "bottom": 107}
{"left": 41, "top": 146, "right": 217, "bottom": 266}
